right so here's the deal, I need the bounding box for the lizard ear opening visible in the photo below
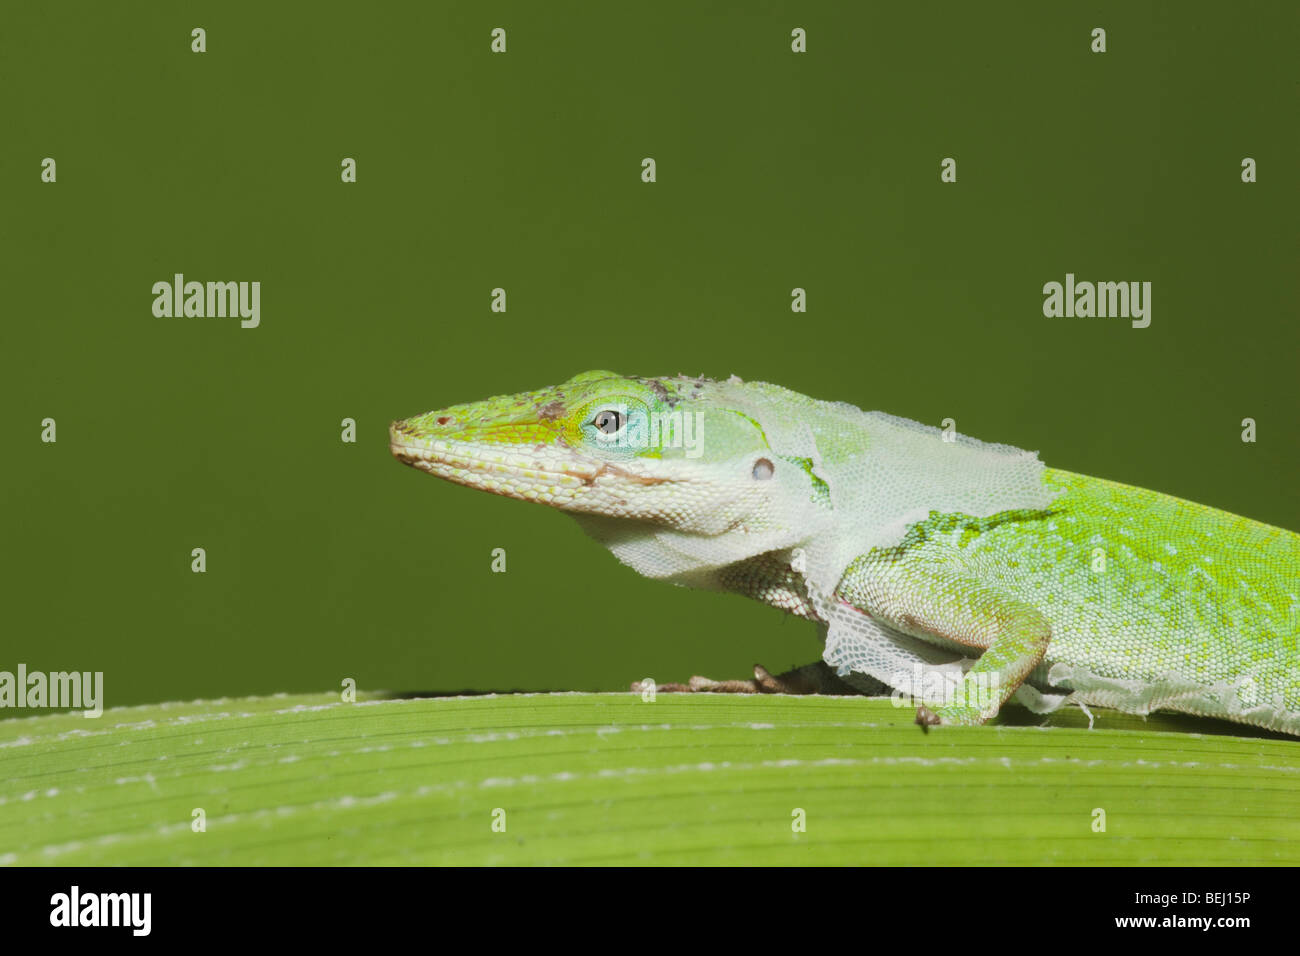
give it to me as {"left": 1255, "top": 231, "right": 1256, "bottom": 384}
{"left": 752, "top": 458, "right": 774, "bottom": 480}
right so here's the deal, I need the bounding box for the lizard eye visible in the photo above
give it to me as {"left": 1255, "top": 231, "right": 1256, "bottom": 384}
{"left": 752, "top": 458, "right": 774, "bottom": 480}
{"left": 592, "top": 409, "right": 624, "bottom": 434}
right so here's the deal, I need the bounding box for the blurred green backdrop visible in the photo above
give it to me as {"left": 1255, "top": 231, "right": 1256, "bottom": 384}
{"left": 2, "top": 1, "right": 1296, "bottom": 709}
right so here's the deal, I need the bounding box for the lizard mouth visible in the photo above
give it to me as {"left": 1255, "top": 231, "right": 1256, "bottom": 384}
{"left": 389, "top": 425, "right": 603, "bottom": 502}
{"left": 389, "top": 424, "right": 682, "bottom": 506}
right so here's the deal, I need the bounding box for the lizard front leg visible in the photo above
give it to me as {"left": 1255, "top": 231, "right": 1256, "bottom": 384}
{"left": 837, "top": 551, "right": 1053, "bottom": 726}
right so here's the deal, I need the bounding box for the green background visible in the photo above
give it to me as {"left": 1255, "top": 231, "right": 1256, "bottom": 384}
{"left": 3, "top": 1, "right": 1296, "bottom": 709}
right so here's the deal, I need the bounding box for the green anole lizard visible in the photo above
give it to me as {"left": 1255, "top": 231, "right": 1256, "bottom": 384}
{"left": 390, "top": 371, "right": 1300, "bottom": 735}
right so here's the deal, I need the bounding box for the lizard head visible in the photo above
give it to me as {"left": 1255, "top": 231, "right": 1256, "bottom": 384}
{"left": 390, "top": 370, "right": 827, "bottom": 538}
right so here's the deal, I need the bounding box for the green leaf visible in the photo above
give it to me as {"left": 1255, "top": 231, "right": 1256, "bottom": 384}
{"left": 2, "top": 693, "right": 1297, "bottom": 865}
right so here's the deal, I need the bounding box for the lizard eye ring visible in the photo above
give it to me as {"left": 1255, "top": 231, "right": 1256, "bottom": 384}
{"left": 592, "top": 409, "right": 624, "bottom": 434}
{"left": 752, "top": 458, "right": 774, "bottom": 480}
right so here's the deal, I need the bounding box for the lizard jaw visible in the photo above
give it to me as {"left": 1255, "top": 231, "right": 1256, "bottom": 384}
{"left": 389, "top": 428, "right": 605, "bottom": 506}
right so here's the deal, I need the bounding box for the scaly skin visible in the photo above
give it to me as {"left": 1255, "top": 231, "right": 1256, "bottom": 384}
{"left": 390, "top": 371, "right": 1300, "bottom": 735}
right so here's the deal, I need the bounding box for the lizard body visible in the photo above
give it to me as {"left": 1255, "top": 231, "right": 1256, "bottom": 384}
{"left": 390, "top": 371, "right": 1300, "bottom": 735}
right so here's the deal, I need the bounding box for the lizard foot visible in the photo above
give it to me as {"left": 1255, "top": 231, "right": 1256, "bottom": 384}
{"left": 631, "top": 662, "right": 859, "bottom": 696}
{"left": 914, "top": 702, "right": 989, "bottom": 728}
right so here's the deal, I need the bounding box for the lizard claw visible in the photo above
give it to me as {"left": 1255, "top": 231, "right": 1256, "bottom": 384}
{"left": 915, "top": 702, "right": 991, "bottom": 728}
{"left": 915, "top": 705, "right": 942, "bottom": 730}
{"left": 752, "top": 664, "right": 786, "bottom": 692}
